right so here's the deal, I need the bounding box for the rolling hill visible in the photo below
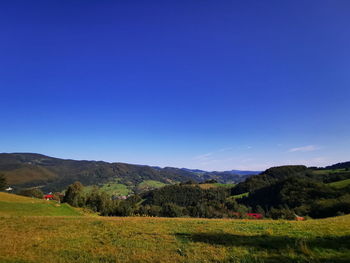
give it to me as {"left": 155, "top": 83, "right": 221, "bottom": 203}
{"left": 0, "top": 153, "right": 257, "bottom": 193}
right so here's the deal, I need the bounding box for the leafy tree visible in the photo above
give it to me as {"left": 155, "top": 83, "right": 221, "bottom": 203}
{"left": 63, "top": 181, "right": 85, "bottom": 207}
{"left": 225, "top": 198, "right": 239, "bottom": 211}
{"left": 268, "top": 206, "right": 295, "bottom": 220}
{"left": 236, "top": 204, "right": 249, "bottom": 218}
{"left": 161, "top": 203, "right": 183, "bottom": 217}
{"left": 114, "top": 200, "right": 134, "bottom": 216}
{"left": 0, "top": 173, "right": 7, "bottom": 190}
{"left": 52, "top": 192, "right": 63, "bottom": 202}
{"left": 255, "top": 205, "right": 265, "bottom": 217}
{"left": 309, "top": 194, "right": 350, "bottom": 218}
{"left": 138, "top": 205, "right": 161, "bottom": 217}
{"left": 85, "top": 186, "right": 103, "bottom": 212}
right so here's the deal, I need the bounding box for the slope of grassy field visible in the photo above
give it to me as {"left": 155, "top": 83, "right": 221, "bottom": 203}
{"left": 328, "top": 178, "right": 350, "bottom": 189}
{"left": 199, "top": 183, "right": 235, "bottom": 189}
{"left": 99, "top": 180, "right": 132, "bottom": 196}
{"left": 0, "top": 192, "right": 81, "bottom": 217}
{"left": 83, "top": 180, "right": 132, "bottom": 197}
{"left": 311, "top": 168, "right": 349, "bottom": 175}
{"left": 232, "top": 192, "right": 249, "bottom": 199}
{"left": 0, "top": 192, "right": 349, "bottom": 263}
{"left": 135, "top": 180, "right": 166, "bottom": 192}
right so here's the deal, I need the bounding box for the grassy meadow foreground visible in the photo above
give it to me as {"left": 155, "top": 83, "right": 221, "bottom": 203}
{"left": 0, "top": 193, "right": 350, "bottom": 263}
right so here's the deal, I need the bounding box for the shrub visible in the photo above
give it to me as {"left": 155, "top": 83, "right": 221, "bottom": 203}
{"left": 0, "top": 173, "right": 6, "bottom": 190}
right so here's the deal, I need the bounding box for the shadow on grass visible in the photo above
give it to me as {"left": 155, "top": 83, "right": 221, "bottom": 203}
{"left": 175, "top": 233, "right": 350, "bottom": 263}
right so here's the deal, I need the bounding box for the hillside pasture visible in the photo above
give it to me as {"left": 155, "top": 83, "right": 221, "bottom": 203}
{"left": 328, "top": 179, "right": 350, "bottom": 189}
{"left": 0, "top": 192, "right": 81, "bottom": 217}
{"left": 135, "top": 180, "right": 166, "bottom": 192}
{"left": 232, "top": 192, "right": 250, "bottom": 199}
{"left": 312, "top": 169, "right": 350, "bottom": 175}
{"left": 1, "top": 193, "right": 350, "bottom": 262}
{"left": 100, "top": 180, "right": 132, "bottom": 196}
{"left": 0, "top": 215, "right": 349, "bottom": 262}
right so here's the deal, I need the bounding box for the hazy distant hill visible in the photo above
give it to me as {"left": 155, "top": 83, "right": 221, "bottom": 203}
{"left": 325, "top": 162, "right": 350, "bottom": 170}
{"left": 179, "top": 168, "right": 260, "bottom": 183}
{"left": 180, "top": 168, "right": 260, "bottom": 175}
{"left": 0, "top": 153, "right": 257, "bottom": 192}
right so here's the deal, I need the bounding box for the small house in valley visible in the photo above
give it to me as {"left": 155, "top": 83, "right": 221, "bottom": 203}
{"left": 44, "top": 194, "right": 54, "bottom": 200}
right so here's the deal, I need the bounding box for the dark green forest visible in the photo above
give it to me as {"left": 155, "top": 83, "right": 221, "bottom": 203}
{"left": 57, "top": 163, "right": 350, "bottom": 220}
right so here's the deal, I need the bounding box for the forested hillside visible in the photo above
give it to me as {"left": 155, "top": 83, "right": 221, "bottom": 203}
{"left": 56, "top": 164, "right": 350, "bottom": 219}
{"left": 0, "top": 153, "right": 256, "bottom": 193}
{"left": 232, "top": 165, "right": 350, "bottom": 219}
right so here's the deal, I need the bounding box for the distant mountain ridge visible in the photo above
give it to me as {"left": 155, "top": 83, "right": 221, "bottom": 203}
{"left": 181, "top": 168, "right": 261, "bottom": 176}
{"left": 0, "top": 153, "right": 258, "bottom": 192}
{"left": 228, "top": 170, "right": 262, "bottom": 176}
{"left": 325, "top": 162, "right": 350, "bottom": 170}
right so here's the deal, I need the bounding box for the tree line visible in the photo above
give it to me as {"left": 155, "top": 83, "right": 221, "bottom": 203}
{"left": 61, "top": 181, "right": 254, "bottom": 218}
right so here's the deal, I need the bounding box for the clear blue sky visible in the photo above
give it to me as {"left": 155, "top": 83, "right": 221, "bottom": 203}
{"left": 1, "top": 1, "right": 349, "bottom": 170}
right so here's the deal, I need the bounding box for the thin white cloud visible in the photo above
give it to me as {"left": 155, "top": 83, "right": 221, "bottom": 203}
{"left": 288, "top": 145, "right": 320, "bottom": 153}
{"left": 194, "top": 146, "right": 234, "bottom": 160}
{"left": 193, "top": 152, "right": 212, "bottom": 160}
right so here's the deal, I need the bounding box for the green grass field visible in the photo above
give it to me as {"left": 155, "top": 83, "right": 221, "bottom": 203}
{"left": 328, "top": 179, "right": 350, "bottom": 189}
{"left": 0, "top": 192, "right": 82, "bottom": 217}
{"left": 83, "top": 179, "right": 132, "bottom": 196}
{"left": 0, "top": 192, "right": 350, "bottom": 263}
{"left": 100, "top": 182, "right": 132, "bottom": 196}
{"left": 312, "top": 169, "right": 349, "bottom": 175}
{"left": 135, "top": 180, "right": 166, "bottom": 192}
{"left": 232, "top": 192, "right": 249, "bottom": 199}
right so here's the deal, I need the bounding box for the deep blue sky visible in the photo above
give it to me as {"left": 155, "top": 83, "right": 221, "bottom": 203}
{"left": 1, "top": 1, "right": 349, "bottom": 170}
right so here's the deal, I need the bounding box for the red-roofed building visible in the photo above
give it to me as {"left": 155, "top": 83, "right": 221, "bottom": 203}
{"left": 232, "top": 212, "right": 263, "bottom": 219}
{"left": 44, "top": 194, "right": 54, "bottom": 200}
{"left": 247, "top": 213, "right": 263, "bottom": 219}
